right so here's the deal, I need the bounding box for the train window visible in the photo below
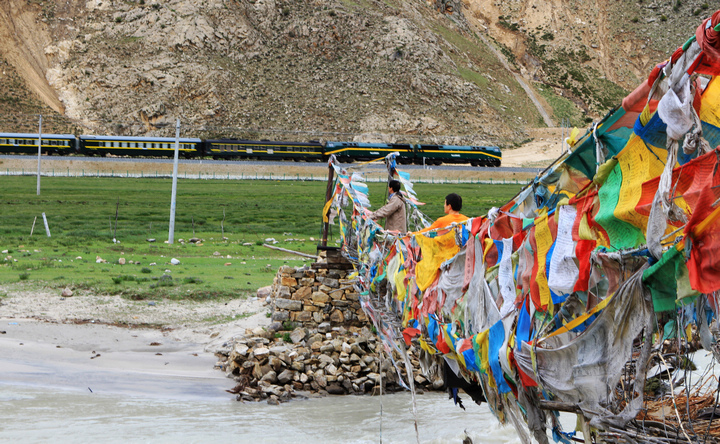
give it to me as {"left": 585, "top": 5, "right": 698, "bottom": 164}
{"left": 105, "top": 142, "right": 111, "bottom": 147}
{"left": 9, "top": 139, "right": 15, "bottom": 144}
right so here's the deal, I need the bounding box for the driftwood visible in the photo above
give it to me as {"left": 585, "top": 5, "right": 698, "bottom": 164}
{"left": 262, "top": 244, "right": 317, "bottom": 259}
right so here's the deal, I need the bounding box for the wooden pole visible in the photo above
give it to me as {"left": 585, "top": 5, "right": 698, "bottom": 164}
{"left": 262, "top": 244, "right": 317, "bottom": 259}
{"left": 321, "top": 160, "right": 335, "bottom": 248}
{"left": 30, "top": 216, "right": 37, "bottom": 236}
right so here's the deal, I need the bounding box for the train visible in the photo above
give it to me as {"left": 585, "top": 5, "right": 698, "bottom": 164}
{"left": 0, "top": 132, "right": 502, "bottom": 166}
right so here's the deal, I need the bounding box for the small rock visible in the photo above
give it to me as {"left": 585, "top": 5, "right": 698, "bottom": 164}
{"left": 118, "top": 258, "right": 126, "bottom": 265}
{"left": 170, "top": 258, "right": 180, "bottom": 265}
{"left": 61, "top": 288, "right": 73, "bottom": 297}
{"left": 290, "top": 327, "right": 307, "bottom": 344}
{"left": 326, "top": 384, "right": 345, "bottom": 395}
{"left": 277, "top": 369, "right": 295, "bottom": 384}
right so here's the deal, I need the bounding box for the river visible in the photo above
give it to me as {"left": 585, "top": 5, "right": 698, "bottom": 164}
{"left": 0, "top": 320, "right": 523, "bottom": 443}
{"left": 0, "top": 384, "right": 523, "bottom": 443}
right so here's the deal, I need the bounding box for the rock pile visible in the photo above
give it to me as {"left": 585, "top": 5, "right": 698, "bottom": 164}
{"left": 215, "top": 264, "right": 445, "bottom": 403}
{"left": 270, "top": 265, "right": 367, "bottom": 328}
{"left": 217, "top": 323, "right": 440, "bottom": 404}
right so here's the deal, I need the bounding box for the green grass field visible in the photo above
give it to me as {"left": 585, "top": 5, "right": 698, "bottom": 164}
{"left": 0, "top": 176, "right": 521, "bottom": 300}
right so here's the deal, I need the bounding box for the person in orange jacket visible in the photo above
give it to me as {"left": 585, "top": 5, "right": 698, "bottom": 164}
{"left": 423, "top": 193, "right": 468, "bottom": 233}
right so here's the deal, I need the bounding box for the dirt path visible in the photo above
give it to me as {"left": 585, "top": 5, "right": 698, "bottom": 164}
{"left": 477, "top": 33, "right": 555, "bottom": 127}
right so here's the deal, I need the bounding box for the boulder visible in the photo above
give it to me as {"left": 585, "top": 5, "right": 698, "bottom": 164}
{"left": 257, "top": 285, "right": 273, "bottom": 298}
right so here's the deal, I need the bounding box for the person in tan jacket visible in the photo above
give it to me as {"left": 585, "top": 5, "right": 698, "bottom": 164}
{"left": 369, "top": 180, "right": 407, "bottom": 233}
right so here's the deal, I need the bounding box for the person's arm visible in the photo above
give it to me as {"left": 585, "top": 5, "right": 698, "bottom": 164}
{"left": 370, "top": 196, "right": 402, "bottom": 220}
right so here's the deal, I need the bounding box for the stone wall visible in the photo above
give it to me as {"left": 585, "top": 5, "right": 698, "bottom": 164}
{"left": 270, "top": 265, "right": 367, "bottom": 329}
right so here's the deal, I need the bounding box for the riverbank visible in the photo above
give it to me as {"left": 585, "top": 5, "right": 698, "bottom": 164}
{"left": 0, "top": 283, "right": 272, "bottom": 397}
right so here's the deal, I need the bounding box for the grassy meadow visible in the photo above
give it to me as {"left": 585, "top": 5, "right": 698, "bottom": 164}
{"left": 0, "top": 176, "right": 521, "bottom": 300}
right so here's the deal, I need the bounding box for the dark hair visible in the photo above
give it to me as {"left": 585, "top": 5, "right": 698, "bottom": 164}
{"left": 445, "top": 193, "right": 462, "bottom": 211}
{"left": 388, "top": 180, "right": 401, "bottom": 193}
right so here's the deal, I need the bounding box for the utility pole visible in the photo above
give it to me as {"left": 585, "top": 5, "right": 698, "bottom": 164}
{"left": 168, "top": 119, "right": 180, "bottom": 244}
{"left": 36, "top": 115, "right": 42, "bottom": 195}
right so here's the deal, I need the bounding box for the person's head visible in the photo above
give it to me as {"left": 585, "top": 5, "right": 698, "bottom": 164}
{"left": 444, "top": 193, "right": 462, "bottom": 213}
{"left": 388, "top": 180, "right": 401, "bottom": 193}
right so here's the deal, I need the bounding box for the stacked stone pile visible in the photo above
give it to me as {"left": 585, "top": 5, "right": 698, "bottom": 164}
{"left": 217, "top": 324, "right": 442, "bottom": 404}
{"left": 270, "top": 265, "right": 367, "bottom": 328}
{"left": 215, "top": 265, "right": 445, "bottom": 403}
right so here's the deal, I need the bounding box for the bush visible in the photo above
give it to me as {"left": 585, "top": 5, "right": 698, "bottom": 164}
{"left": 282, "top": 320, "right": 297, "bottom": 330}
{"left": 141, "top": 267, "right": 152, "bottom": 273}
{"left": 18, "top": 273, "right": 29, "bottom": 280}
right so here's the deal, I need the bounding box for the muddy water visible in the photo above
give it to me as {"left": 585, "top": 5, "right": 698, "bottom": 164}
{"left": 0, "top": 321, "right": 524, "bottom": 443}
{"left": 0, "top": 384, "right": 522, "bottom": 444}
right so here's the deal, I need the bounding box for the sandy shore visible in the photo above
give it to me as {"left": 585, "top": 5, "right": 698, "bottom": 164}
{"left": 0, "top": 284, "right": 270, "bottom": 397}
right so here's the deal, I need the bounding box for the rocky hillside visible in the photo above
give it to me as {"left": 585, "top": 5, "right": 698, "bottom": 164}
{"left": 0, "top": 0, "right": 713, "bottom": 145}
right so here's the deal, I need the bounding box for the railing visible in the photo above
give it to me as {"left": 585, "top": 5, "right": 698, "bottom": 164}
{"left": 0, "top": 168, "right": 528, "bottom": 185}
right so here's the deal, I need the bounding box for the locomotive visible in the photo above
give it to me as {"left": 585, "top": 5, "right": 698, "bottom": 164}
{"left": 0, "top": 132, "right": 501, "bottom": 166}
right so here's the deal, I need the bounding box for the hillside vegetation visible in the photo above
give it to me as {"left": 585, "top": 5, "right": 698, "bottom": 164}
{"left": 0, "top": 0, "right": 711, "bottom": 144}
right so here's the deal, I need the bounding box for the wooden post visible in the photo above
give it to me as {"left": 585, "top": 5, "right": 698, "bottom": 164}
{"left": 42, "top": 212, "right": 51, "bottom": 237}
{"left": 114, "top": 197, "right": 119, "bottom": 241}
{"left": 321, "top": 161, "right": 335, "bottom": 248}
